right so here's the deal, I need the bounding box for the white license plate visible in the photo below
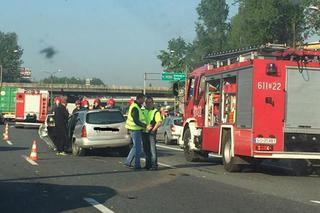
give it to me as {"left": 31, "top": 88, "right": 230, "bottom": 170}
{"left": 255, "top": 138, "right": 277, "bottom": 144}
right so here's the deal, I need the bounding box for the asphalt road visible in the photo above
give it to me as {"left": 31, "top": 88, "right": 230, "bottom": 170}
{"left": 0, "top": 124, "right": 320, "bottom": 213}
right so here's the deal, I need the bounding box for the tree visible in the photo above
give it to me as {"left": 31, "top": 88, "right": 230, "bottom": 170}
{"left": 41, "top": 76, "right": 105, "bottom": 86}
{"left": 303, "top": 0, "right": 320, "bottom": 38}
{"left": 195, "top": 0, "right": 229, "bottom": 54}
{"left": 91, "top": 78, "right": 105, "bottom": 86}
{"left": 0, "top": 31, "right": 23, "bottom": 82}
{"left": 228, "top": 0, "right": 307, "bottom": 48}
{"left": 157, "top": 37, "right": 192, "bottom": 72}
{"left": 157, "top": 0, "right": 230, "bottom": 72}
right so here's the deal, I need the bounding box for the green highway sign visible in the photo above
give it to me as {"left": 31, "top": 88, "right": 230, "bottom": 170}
{"left": 161, "top": 72, "right": 186, "bottom": 81}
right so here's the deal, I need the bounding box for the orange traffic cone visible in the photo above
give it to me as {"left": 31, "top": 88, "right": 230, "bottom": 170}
{"left": 29, "top": 140, "right": 38, "bottom": 161}
{"left": 3, "top": 123, "right": 9, "bottom": 141}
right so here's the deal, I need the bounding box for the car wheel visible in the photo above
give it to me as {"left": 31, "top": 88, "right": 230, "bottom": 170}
{"left": 164, "top": 133, "right": 171, "bottom": 145}
{"left": 183, "top": 128, "right": 200, "bottom": 162}
{"left": 118, "top": 145, "right": 130, "bottom": 157}
{"left": 222, "top": 134, "right": 241, "bottom": 172}
{"left": 72, "top": 139, "right": 86, "bottom": 156}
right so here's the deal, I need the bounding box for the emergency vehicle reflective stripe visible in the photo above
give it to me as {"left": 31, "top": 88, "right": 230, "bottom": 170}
{"left": 125, "top": 103, "right": 146, "bottom": 130}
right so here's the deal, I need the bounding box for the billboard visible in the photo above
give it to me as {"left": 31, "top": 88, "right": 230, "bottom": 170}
{"left": 20, "top": 67, "right": 32, "bottom": 79}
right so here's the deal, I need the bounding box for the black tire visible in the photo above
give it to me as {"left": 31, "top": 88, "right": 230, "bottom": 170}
{"left": 72, "top": 139, "right": 86, "bottom": 156}
{"left": 118, "top": 145, "right": 130, "bottom": 157}
{"left": 222, "top": 133, "right": 241, "bottom": 172}
{"left": 164, "top": 133, "right": 171, "bottom": 145}
{"left": 183, "top": 128, "right": 200, "bottom": 162}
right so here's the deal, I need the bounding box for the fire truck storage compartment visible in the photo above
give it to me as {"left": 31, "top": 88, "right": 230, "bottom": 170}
{"left": 285, "top": 67, "right": 320, "bottom": 129}
{"left": 221, "top": 76, "right": 237, "bottom": 124}
{"left": 236, "top": 68, "right": 253, "bottom": 128}
{"left": 285, "top": 67, "right": 320, "bottom": 152}
{"left": 204, "top": 68, "right": 253, "bottom": 128}
{"left": 205, "top": 77, "right": 221, "bottom": 126}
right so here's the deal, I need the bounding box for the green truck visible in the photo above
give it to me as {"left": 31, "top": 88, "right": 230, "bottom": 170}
{"left": 0, "top": 86, "right": 18, "bottom": 123}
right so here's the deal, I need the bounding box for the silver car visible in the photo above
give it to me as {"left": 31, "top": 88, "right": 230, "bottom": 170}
{"left": 39, "top": 109, "right": 131, "bottom": 156}
{"left": 156, "top": 116, "right": 183, "bottom": 145}
{"left": 69, "top": 109, "right": 131, "bottom": 156}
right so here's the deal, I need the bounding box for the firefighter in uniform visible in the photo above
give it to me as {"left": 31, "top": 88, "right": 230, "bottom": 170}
{"left": 72, "top": 100, "right": 81, "bottom": 114}
{"left": 81, "top": 99, "right": 90, "bottom": 110}
{"left": 124, "top": 94, "right": 147, "bottom": 169}
{"left": 142, "top": 96, "right": 162, "bottom": 170}
{"left": 53, "top": 97, "right": 69, "bottom": 155}
{"left": 92, "top": 98, "right": 103, "bottom": 110}
{"left": 106, "top": 98, "right": 116, "bottom": 109}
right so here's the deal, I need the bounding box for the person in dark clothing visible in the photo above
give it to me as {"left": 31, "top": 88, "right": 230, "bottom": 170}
{"left": 72, "top": 100, "right": 81, "bottom": 114}
{"left": 53, "top": 97, "right": 69, "bottom": 155}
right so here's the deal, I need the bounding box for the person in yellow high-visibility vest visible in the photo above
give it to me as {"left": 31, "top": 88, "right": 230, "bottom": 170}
{"left": 124, "top": 94, "right": 148, "bottom": 169}
{"left": 142, "top": 96, "right": 162, "bottom": 170}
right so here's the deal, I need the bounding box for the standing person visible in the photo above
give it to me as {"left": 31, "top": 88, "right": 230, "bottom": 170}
{"left": 142, "top": 96, "right": 162, "bottom": 170}
{"left": 92, "top": 98, "right": 103, "bottom": 110}
{"left": 72, "top": 100, "right": 81, "bottom": 114}
{"left": 124, "top": 94, "right": 147, "bottom": 170}
{"left": 54, "top": 97, "right": 69, "bottom": 155}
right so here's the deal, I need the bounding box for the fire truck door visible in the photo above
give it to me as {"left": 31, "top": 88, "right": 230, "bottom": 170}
{"left": 185, "top": 77, "right": 196, "bottom": 118}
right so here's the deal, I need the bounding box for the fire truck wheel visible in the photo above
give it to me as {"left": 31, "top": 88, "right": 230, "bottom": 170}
{"left": 183, "top": 128, "right": 200, "bottom": 162}
{"left": 222, "top": 134, "right": 241, "bottom": 172}
{"left": 290, "top": 160, "right": 312, "bottom": 176}
{"left": 72, "top": 140, "right": 86, "bottom": 156}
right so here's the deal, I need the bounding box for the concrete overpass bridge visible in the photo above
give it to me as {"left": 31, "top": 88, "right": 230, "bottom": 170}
{"left": 2, "top": 82, "right": 172, "bottom": 97}
{"left": 1, "top": 82, "right": 174, "bottom": 105}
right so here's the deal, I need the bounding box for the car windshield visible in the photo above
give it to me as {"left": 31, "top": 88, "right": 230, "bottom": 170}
{"left": 86, "top": 111, "right": 124, "bottom": 124}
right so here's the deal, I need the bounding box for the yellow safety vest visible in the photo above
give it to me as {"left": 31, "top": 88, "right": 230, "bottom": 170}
{"left": 125, "top": 103, "right": 146, "bottom": 130}
{"left": 143, "top": 108, "right": 159, "bottom": 132}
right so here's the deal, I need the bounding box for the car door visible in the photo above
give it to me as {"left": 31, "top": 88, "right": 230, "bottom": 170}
{"left": 157, "top": 117, "right": 168, "bottom": 141}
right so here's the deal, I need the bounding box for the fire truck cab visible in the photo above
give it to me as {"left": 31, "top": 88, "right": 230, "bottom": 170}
{"left": 180, "top": 44, "right": 320, "bottom": 173}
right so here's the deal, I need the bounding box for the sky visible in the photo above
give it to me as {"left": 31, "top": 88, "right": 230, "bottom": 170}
{"left": 0, "top": 0, "right": 238, "bottom": 87}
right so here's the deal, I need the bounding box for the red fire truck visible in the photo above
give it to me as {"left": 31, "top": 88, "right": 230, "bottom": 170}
{"left": 15, "top": 89, "right": 49, "bottom": 127}
{"left": 179, "top": 44, "right": 320, "bottom": 173}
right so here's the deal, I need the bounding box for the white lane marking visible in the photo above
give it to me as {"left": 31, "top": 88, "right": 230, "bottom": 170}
{"left": 6, "top": 140, "right": 13, "bottom": 145}
{"left": 158, "top": 162, "right": 176, "bottom": 169}
{"left": 141, "top": 158, "right": 176, "bottom": 169}
{"left": 22, "top": 155, "right": 38, "bottom": 166}
{"left": 156, "top": 144, "right": 183, "bottom": 152}
{"left": 310, "top": 200, "right": 320, "bottom": 204}
{"left": 83, "top": 197, "right": 115, "bottom": 213}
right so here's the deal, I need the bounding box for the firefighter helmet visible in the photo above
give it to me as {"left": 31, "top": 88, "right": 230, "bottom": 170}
{"left": 81, "top": 99, "right": 89, "bottom": 108}
{"left": 107, "top": 98, "right": 115, "bottom": 107}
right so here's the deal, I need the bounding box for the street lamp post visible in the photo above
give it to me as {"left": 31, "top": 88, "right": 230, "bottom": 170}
{"left": 44, "top": 69, "right": 62, "bottom": 109}
{"left": 143, "top": 72, "right": 161, "bottom": 95}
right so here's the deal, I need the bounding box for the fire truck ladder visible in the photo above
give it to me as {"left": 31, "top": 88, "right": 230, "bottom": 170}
{"left": 204, "top": 43, "right": 320, "bottom": 67}
{"left": 204, "top": 43, "right": 288, "bottom": 67}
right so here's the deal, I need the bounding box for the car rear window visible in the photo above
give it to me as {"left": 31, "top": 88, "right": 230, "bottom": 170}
{"left": 174, "top": 118, "right": 183, "bottom": 126}
{"left": 86, "top": 111, "right": 125, "bottom": 124}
